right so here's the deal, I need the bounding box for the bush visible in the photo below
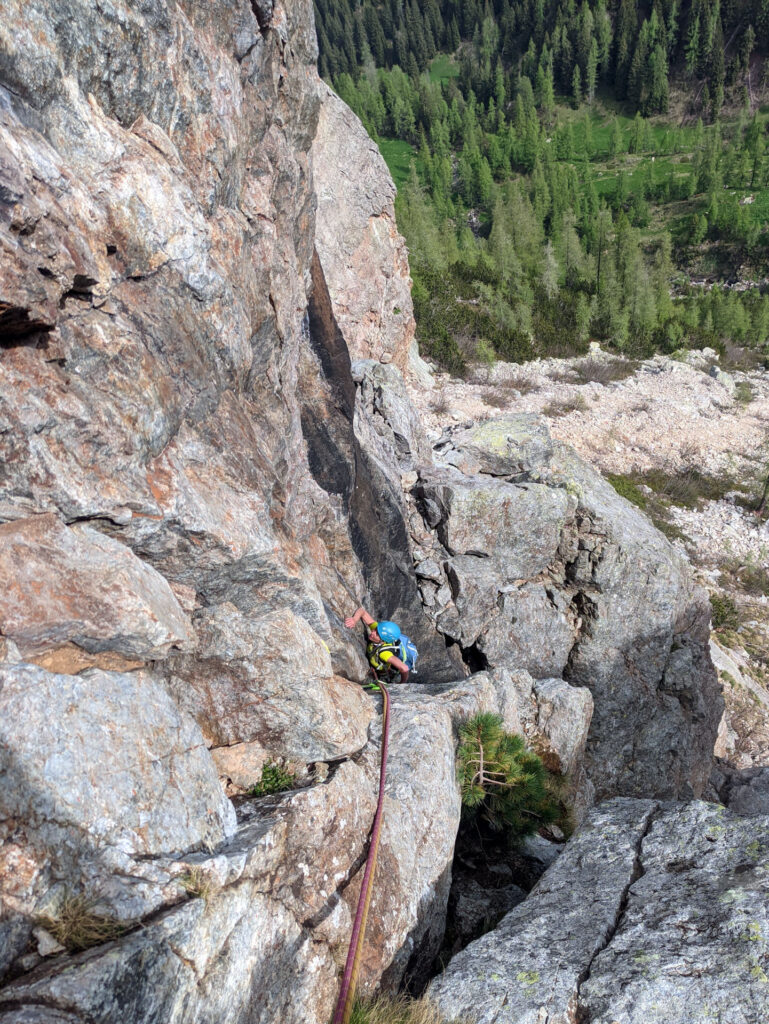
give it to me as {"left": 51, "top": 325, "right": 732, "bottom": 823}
{"left": 249, "top": 759, "right": 295, "bottom": 797}
{"left": 710, "top": 593, "right": 739, "bottom": 631}
{"left": 541, "top": 394, "right": 588, "bottom": 417}
{"left": 572, "top": 356, "right": 637, "bottom": 385}
{"left": 456, "top": 713, "right": 562, "bottom": 837}
{"left": 35, "top": 892, "right": 127, "bottom": 952}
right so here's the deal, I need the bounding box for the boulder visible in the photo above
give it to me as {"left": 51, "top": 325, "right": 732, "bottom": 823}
{"left": 415, "top": 470, "right": 574, "bottom": 578}
{"left": 345, "top": 676, "right": 498, "bottom": 994}
{"left": 438, "top": 415, "right": 554, "bottom": 478}
{"left": 429, "top": 797, "right": 659, "bottom": 1024}
{"left": 0, "top": 514, "right": 193, "bottom": 665}
{"left": 431, "top": 798, "right": 769, "bottom": 1024}
{"left": 0, "top": 890, "right": 338, "bottom": 1024}
{"left": 477, "top": 581, "right": 577, "bottom": 677}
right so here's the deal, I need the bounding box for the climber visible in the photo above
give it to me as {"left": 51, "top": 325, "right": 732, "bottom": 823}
{"left": 344, "top": 606, "right": 412, "bottom": 684}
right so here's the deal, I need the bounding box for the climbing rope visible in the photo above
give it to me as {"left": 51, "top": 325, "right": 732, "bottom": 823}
{"left": 332, "top": 675, "right": 392, "bottom": 1024}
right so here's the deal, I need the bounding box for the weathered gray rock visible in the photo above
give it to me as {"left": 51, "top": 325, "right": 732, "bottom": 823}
{"left": 415, "top": 418, "right": 720, "bottom": 804}
{"left": 709, "top": 364, "right": 737, "bottom": 395}
{"left": 164, "top": 604, "right": 373, "bottom": 764}
{"left": 438, "top": 415, "right": 554, "bottom": 478}
{"left": 0, "top": 890, "right": 338, "bottom": 1024}
{"left": 445, "top": 877, "right": 526, "bottom": 955}
{"left": 549, "top": 442, "right": 721, "bottom": 800}
{"left": 477, "top": 581, "right": 577, "bottom": 677}
{"left": 0, "top": 514, "right": 193, "bottom": 665}
{"left": 312, "top": 82, "right": 431, "bottom": 385}
{"left": 429, "top": 798, "right": 659, "bottom": 1024}
{"left": 415, "top": 470, "right": 574, "bottom": 577}
{"left": 433, "top": 798, "right": 769, "bottom": 1024}
{"left": 0, "top": 662, "right": 236, "bottom": 975}
{"left": 580, "top": 801, "right": 769, "bottom": 1023}
{"left": 347, "top": 676, "right": 498, "bottom": 994}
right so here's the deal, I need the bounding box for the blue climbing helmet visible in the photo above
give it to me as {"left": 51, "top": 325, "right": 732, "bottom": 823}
{"left": 376, "top": 620, "right": 401, "bottom": 643}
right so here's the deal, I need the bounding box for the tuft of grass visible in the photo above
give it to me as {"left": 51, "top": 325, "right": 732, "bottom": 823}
{"left": 711, "top": 593, "right": 740, "bottom": 632}
{"left": 573, "top": 356, "right": 637, "bottom": 385}
{"left": 542, "top": 394, "right": 589, "bottom": 417}
{"left": 177, "top": 865, "right": 215, "bottom": 900}
{"left": 735, "top": 380, "right": 755, "bottom": 405}
{"left": 481, "top": 388, "right": 509, "bottom": 409}
{"left": 497, "top": 372, "right": 539, "bottom": 395}
{"left": 35, "top": 892, "right": 127, "bottom": 952}
{"left": 350, "top": 994, "right": 473, "bottom": 1024}
{"left": 249, "top": 759, "right": 296, "bottom": 798}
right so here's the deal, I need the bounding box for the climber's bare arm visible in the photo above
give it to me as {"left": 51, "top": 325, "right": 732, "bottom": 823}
{"left": 344, "top": 606, "right": 375, "bottom": 629}
{"left": 387, "top": 654, "right": 409, "bottom": 683}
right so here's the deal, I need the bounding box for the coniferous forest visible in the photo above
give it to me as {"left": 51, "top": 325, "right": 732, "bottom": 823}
{"left": 314, "top": 0, "right": 769, "bottom": 372}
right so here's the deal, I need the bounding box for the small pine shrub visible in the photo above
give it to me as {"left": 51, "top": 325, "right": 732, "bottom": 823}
{"left": 35, "top": 892, "right": 126, "bottom": 952}
{"left": 249, "top": 759, "right": 295, "bottom": 798}
{"left": 456, "top": 713, "right": 562, "bottom": 837}
{"left": 710, "top": 593, "right": 739, "bottom": 631}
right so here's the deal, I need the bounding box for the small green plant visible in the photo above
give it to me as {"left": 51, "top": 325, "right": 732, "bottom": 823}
{"left": 735, "top": 381, "right": 755, "bottom": 405}
{"left": 35, "top": 892, "right": 127, "bottom": 952}
{"left": 607, "top": 473, "right": 648, "bottom": 510}
{"left": 710, "top": 593, "right": 739, "bottom": 631}
{"left": 456, "top": 713, "right": 563, "bottom": 837}
{"left": 349, "top": 994, "right": 472, "bottom": 1024}
{"left": 249, "top": 759, "right": 296, "bottom": 798}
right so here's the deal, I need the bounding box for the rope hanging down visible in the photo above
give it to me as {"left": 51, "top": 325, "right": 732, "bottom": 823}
{"left": 332, "top": 679, "right": 392, "bottom": 1024}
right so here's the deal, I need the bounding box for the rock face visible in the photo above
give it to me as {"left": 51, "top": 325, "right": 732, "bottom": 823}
{"left": 0, "top": 514, "right": 194, "bottom": 666}
{"left": 430, "top": 798, "right": 769, "bottom": 1024}
{"left": 0, "top": 661, "right": 236, "bottom": 975}
{"left": 311, "top": 81, "right": 430, "bottom": 384}
{"left": 413, "top": 414, "right": 722, "bottom": 803}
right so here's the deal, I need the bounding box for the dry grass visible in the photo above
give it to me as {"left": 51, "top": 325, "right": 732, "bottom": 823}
{"left": 36, "top": 892, "right": 127, "bottom": 952}
{"left": 178, "top": 865, "right": 215, "bottom": 900}
{"left": 497, "top": 372, "right": 539, "bottom": 395}
{"left": 572, "top": 356, "right": 638, "bottom": 385}
{"left": 481, "top": 388, "right": 509, "bottom": 409}
{"left": 431, "top": 389, "right": 452, "bottom": 416}
{"left": 350, "top": 994, "right": 474, "bottom": 1024}
{"left": 542, "top": 393, "right": 589, "bottom": 417}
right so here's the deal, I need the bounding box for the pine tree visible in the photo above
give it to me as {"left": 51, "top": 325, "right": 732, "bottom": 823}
{"left": 572, "top": 64, "right": 582, "bottom": 107}
{"left": 457, "top": 713, "right": 561, "bottom": 836}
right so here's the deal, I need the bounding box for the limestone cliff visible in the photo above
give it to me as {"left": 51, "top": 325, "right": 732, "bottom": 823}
{"left": 0, "top": 2, "right": 727, "bottom": 1022}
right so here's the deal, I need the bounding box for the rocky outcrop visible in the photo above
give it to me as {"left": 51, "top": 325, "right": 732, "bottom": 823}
{"left": 430, "top": 798, "right": 769, "bottom": 1024}
{"left": 411, "top": 414, "right": 722, "bottom": 803}
{"left": 311, "top": 82, "right": 430, "bottom": 385}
